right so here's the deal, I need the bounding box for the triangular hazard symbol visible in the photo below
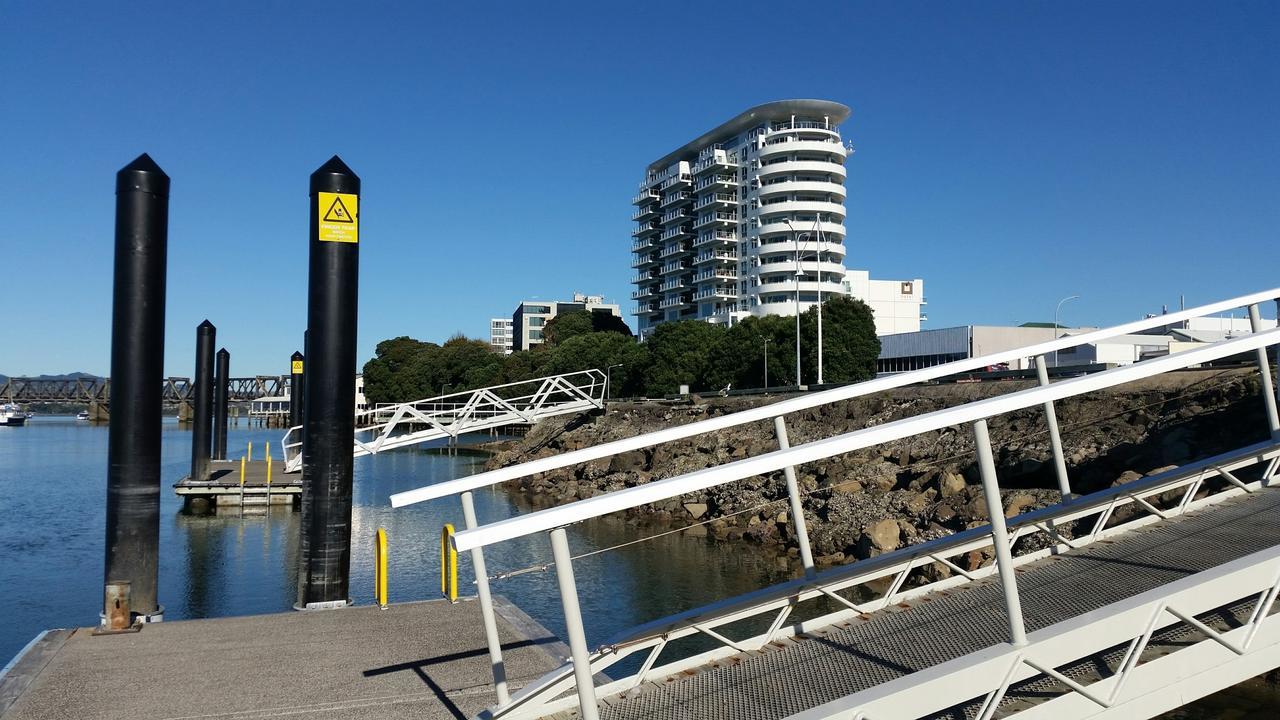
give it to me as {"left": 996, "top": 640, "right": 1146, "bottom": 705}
{"left": 323, "top": 196, "right": 354, "bottom": 223}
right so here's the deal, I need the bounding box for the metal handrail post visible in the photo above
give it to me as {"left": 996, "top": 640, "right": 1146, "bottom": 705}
{"left": 973, "top": 419, "right": 1028, "bottom": 647}
{"left": 549, "top": 528, "right": 600, "bottom": 720}
{"left": 1034, "top": 355, "right": 1073, "bottom": 498}
{"left": 1248, "top": 304, "right": 1280, "bottom": 438}
{"left": 774, "top": 417, "right": 816, "bottom": 578}
{"left": 461, "top": 491, "right": 510, "bottom": 705}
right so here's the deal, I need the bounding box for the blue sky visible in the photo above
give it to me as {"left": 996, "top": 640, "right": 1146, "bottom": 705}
{"left": 2, "top": 1, "right": 1277, "bottom": 376}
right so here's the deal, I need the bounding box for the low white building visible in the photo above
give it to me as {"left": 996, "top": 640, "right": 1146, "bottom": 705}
{"left": 843, "top": 271, "right": 926, "bottom": 335}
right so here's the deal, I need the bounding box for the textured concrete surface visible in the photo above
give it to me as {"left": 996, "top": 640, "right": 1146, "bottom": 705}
{"left": 0, "top": 597, "right": 563, "bottom": 720}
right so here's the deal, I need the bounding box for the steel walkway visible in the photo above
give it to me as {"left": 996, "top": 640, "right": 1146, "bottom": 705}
{"left": 282, "top": 369, "right": 606, "bottom": 472}
{"left": 592, "top": 487, "right": 1280, "bottom": 720}
{"left": 391, "top": 288, "right": 1280, "bottom": 720}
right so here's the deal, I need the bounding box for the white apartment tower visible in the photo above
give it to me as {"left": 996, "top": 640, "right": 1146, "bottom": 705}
{"left": 632, "top": 100, "right": 927, "bottom": 338}
{"left": 632, "top": 100, "right": 856, "bottom": 336}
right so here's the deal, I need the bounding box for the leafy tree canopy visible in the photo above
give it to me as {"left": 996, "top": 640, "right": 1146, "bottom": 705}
{"left": 543, "top": 310, "right": 633, "bottom": 346}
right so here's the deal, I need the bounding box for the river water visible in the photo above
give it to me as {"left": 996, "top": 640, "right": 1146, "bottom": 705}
{"left": 0, "top": 416, "right": 1274, "bottom": 717}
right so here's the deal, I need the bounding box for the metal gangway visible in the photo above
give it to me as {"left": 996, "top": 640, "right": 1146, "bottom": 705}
{"left": 282, "top": 369, "right": 606, "bottom": 473}
{"left": 393, "top": 289, "right": 1280, "bottom": 720}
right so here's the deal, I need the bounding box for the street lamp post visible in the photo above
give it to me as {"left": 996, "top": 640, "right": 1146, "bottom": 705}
{"left": 813, "top": 215, "right": 825, "bottom": 385}
{"left": 605, "top": 363, "right": 623, "bottom": 400}
{"left": 1053, "top": 295, "right": 1081, "bottom": 368}
{"left": 763, "top": 337, "right": 771, "bottom": 389}
{"left": 784, "top": 220, "right": 805, "bottom": 386}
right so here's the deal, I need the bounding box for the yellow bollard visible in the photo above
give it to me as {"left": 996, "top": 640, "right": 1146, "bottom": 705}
{"left": 375, "top": 528, "right": 389, "bottom": 609}
{"left": 441, "top": 524, "right": 458, "bottom": 603}
{"left": 239, "top": 455, "right": 246, "bottom": 506}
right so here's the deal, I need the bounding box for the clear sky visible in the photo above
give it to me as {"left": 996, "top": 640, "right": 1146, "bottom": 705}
{"left": 2, "top": 1, "right": 1277, "bottom": 377}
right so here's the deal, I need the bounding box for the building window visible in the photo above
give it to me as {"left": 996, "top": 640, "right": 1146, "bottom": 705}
{"left": 529, "top": 329, "right": 543, "bottom": 340}
{"left": 529, "top": 317, "right": 546, "bottom": 327}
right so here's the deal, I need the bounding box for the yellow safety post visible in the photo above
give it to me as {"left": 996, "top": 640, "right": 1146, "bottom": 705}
{"left": 375, "top": 528, "right": 389, "bottom": 609}
{"left": 441, "top": 524, "right": 458, "bottom": 603}
{"left": 239, "top": 455, "right": 246, "bottom": 506}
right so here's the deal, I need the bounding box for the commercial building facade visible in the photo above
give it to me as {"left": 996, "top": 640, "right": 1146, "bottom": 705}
{"left": 631, "top": 99, "right": 925, "bottom": 338}
{"left": 489, "top": 318, "right": 513, "bottom": 354}
{"left": 510, "top": 293, "right": 622, "bottom": 351}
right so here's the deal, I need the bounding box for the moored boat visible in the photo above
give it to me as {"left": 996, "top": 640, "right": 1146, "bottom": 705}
{"left": 1, "top": 403, "right": 27, "bottom": 427}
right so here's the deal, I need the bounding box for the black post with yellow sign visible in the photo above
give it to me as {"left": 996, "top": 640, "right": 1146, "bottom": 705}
{"left": 289, "top": 350, "right": 305, "bottom": 430}
{"left": 296, "top": 156, "right": 360, "bottom": 609}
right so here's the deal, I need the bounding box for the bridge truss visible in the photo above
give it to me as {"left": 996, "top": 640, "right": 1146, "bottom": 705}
{"left": 280, "top": 369, "right": 607, "bottom": 473}
{"left": 0, "top": 375, "right": 289, "bottom": 406}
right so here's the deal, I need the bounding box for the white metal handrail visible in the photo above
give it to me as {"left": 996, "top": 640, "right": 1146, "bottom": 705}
{"left": 788, "top": 545, "right": 1280, "bottom": 720}
{"left": 389, "top": 289, "right": 1280, "bottom": 719}
{"left": 391, "top": 288, "right": 1280, "bottom": 508}
{"left": 281, "top": 369, "right": 606, "bottom": 473}
{"left": 483, "top": 441, "right": 1280, "bottom": 720}
{"left": 447, "top": 328, "right": 1280, "bottom": 552}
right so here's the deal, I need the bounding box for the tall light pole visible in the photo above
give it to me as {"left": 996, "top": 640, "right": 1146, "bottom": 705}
{"left": 813, "top": 214, "right": 825, "bottom": 385}
{"left": 784, "top": 220, "right": 805, "bottom": 386}
{"left": 605, "top": 363, "right": 623, "bottom": 400}
{"left": 763, "top": 337, "right": 771, "bottom": 389}
{"left": 1053, "top": 295, "right": 1081, "bottom": 367}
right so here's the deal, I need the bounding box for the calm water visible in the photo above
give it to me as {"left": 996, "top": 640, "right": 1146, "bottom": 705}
{"left": 0, "top": 416, "right": 787, "bottom": 665}
{"left": 0, "top": 417, "right": 1274, "bottom": 717}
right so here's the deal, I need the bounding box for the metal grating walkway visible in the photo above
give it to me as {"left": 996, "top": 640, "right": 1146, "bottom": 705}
{"left": 594, "top": 488, "right": 1280, "bottom": 720}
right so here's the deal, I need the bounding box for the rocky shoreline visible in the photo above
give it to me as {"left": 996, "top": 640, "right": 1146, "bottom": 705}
{"left": 487, "top": 367, "right": 1271, "bottom": 573}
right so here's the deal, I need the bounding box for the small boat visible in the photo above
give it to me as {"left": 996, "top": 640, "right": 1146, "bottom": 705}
{"left": 1, "top": 404, "right": 26, "bottom": 427}
{"left": 76, "top": 411, "right": 90, "bottom": 421}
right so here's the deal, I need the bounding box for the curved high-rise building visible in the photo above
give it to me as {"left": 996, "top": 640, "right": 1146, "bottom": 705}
{"left": 631, "top": 100, "right": 856, "bottom": 337}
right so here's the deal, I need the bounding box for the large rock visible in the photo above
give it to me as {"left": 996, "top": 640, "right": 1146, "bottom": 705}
{"left": 858, "top": 519, "right": 901, "bottom": 558}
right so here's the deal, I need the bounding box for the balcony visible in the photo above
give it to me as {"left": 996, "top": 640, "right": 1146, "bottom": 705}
{"left": 631, "top": 221, "right": 659, "bottom": 238}
{"left": 693, "top": 285, "right": 737, "bottom": 301}
{"left": 694, "top": 230, "right": 738, "bottom": 247}
{"left": 694, "top": 249, "right": 738, "bottom": 265}
{"left": 631, "top": 238, "right": 653, "bottom": 252}
{"left": 660, "top": 261, "right": 690, "bottom": 275}
{"left": 659, "top": 278, "right": 684, "bottom": 292}
{"left": 631, "top": 273, "right": 657, "bottom": 284}
{"left": 660, "top": 191, "right": 692, "bottom": 208}
{"left": 631, "top": 204, "right": 660, "bottom": 221}
{"left": 631, "top": 253, "right": 660, "bottom": 269}
{"left": 694, "top": 174, "right": 736, "bottom": 192}
{"left": 660, "top": 225, "right": 694, "bottom": 241}
{"left": 630, "top": 286, "right": 658, "bottom": 300}
{"left": 659, "top": 296, "right": 692, "bottom": 309}
{"left": 631, "top": 189, "right": 659, "bottom": 205}
{"left": 695, "top": 193, "right": 737, "bottom": 210}
{"left": 660, "top": 209, "right": 692, "bottom": 225}
{"left": 633, "top": 303, "right": 660, "bottom": 315}
{"left": 694, "top": 211, "right": 738, "bottom": 229}
{"left": 693, "top": 268, "right": 737, "bottom": 283}
{"left": 659, "top": 242, "right": 690, "bottom": 259}
{"left": 692, "top": 150, "right": 740, "bottom": 176}
{"left": 659, "top": 173, "right": 692, "bottom": 191}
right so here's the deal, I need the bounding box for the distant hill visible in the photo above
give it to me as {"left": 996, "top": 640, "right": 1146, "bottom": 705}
{"left": 0, "top": 371, "right": 104, "bottom": 382}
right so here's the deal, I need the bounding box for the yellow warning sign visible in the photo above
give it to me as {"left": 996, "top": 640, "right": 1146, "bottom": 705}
{"left": 318, "top": 192, "right": 358, "bottom": 243}
{"left": 291, "top": 360, "right": 304, "bottom": 374}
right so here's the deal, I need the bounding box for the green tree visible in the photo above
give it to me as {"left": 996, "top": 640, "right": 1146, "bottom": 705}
{"left": 361, "top": 336, "right": 437, "bottom": 404}
{"left": 800, "top": 296, "right": 880, "bottom": 384}
{"left": 705, "top": 315, "right": 797, "bottom": 389}
{"left": 640, "top": 320, "right": 726, "bottom": 395}
{"left": 543, "top": 332, "right": 648, "bottom": 397}
{"left": 543, "top": 310, "right": 633, "bottom": 346}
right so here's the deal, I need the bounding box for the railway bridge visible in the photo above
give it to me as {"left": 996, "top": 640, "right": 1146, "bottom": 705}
{"left": 0, "top": 375, "right": 289, "bottom": 421}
